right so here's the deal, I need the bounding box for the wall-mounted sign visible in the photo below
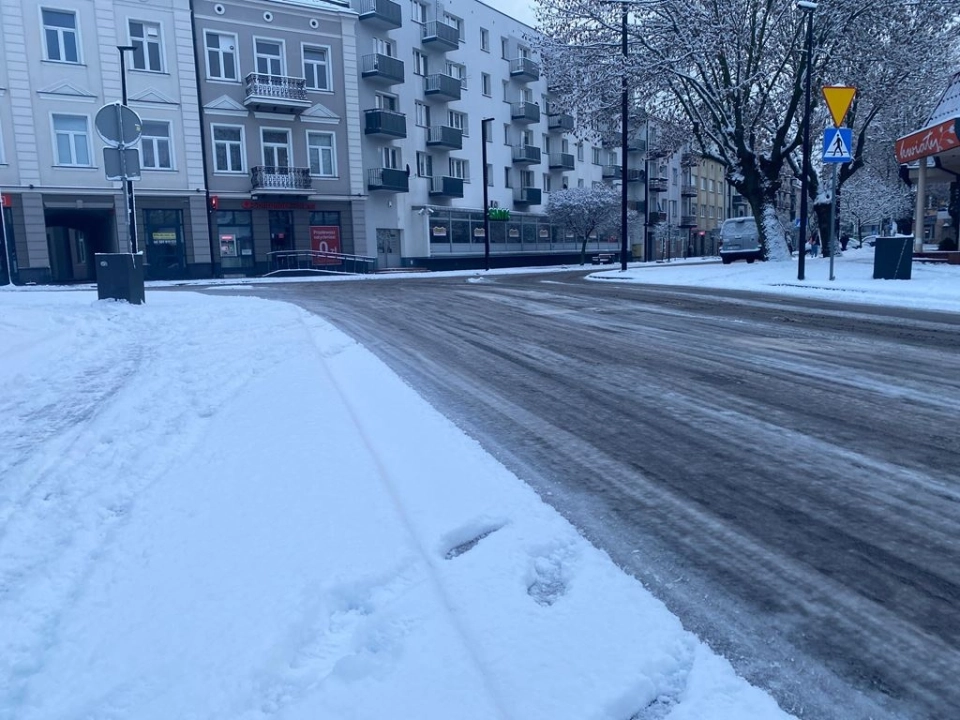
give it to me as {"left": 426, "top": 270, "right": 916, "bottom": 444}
{"left": 310, "top": 225, "right": 341, "bottom": 265}
{"left": 508, "top": 228, "right": 520, "bottom": 238}
{"left": 1, "top": 194, "right": 12, "bottom": 208}
{"left": 474, "top": 228, "right": 485, "bottom": 237}
{"left": 242, "top": 200, "right": 316, "bottom": 211}
{"left": 151, "top": 231, "right": 177, "bottom": 243}
{"left": 539, "top": 229, "right": 549, "bottom": 238}
{"left": 432, "top": 225, "right": 447, "bottom": 237}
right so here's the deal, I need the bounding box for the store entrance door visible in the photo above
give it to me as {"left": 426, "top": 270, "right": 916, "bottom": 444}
{"left": 269, "top": 211, "right": 294, "bottom": 254}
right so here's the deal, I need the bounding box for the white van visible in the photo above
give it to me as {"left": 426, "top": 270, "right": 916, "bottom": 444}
{"left": 719, "top": 217, "right": 763, "bottom": 264}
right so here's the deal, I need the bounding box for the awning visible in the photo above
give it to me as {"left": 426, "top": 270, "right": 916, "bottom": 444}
{"left": 895, "top": 70, "right": 960, "bottom": 174}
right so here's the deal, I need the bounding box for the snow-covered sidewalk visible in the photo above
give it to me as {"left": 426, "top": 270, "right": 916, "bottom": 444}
{"left": 0, "top": 288, "right": 793, "bottom": 719}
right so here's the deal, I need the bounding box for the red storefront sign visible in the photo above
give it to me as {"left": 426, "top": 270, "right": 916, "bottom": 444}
{"left": 310, "top": 226, "right": 341, "bottom": 265}
{"left": 241, "top": 200, "right": 316, "bottom": 211}
{"left": 895, "top": 118, "right": 960, "bottom": 164}
{"left": 1, "top": 194, "right": 11, "bottom": 208}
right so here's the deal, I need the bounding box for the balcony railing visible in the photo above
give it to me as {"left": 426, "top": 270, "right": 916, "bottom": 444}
{"left": 626, "top": 168, "right": 645, "bottom": 182}
{"left": 424, "top": 73, "right": 461, "bottom": 101}
{"left": 647, "top": 176, "right": 668, "bottom": 192}
{"left": 360, "top": 53, "right": 404, "bottom": 84}
{"left": 681, "top": 183, "right": 698, "bottom": 196}
{"left": 679, "top": 215, "right": 698, "bottom": 227}
{"left": 367, "top": 167, "right": 409, "bottom": 193}
{"left": 509, "top": 57, "right": 540, "bottom": 81}
{"left": 421, "top": 20, "right": 459, "bottom": 51}
{"left": 243, "top": 74, "right": 310, "bottom": 112}
{"left": 648, "top": 211, "right": 668, "bottom": 224}
{"left": 510, "top": 101, "right": 540, "bottom": 123}
{"left": 547, "top": 113, "right": 574, "bottom": 132}
{"left": 514, "top": 187, "right": 541, "bottom": 205}
{"left": 251, "top": 166, "right": 312, "bottom": 192}
{"left": 357, "top": 0, "right": 401, "bottom": 29}
{"left": 364, "top": 109, "right": 407, "bottom": 138}
{"left": 428, "top": 175, "right": 464, "bottom": 197}
{"left": 548, "top": 152, "right": 574, "bottom": 170}
{"left": 602, "top": 165, "right": 621, "bottom": 180}
{"left": 511, "top": 144, "right": 541, "bottom": 164}
{"left": 426, "top": 125, "right": 463, "bottom": 149}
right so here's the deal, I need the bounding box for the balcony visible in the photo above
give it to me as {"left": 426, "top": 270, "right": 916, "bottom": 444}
{"left": 251, "top": 166, "right": 312, "bottom": 193}
{"left": 510, "top": 101, "right": 540, "bottom": 124}
{"left": 367, "top": 167, "right": 409, "bottom": 193}
{"left": 647, "top": 176, "right": 668, "bottom": 192}
{"left": 509, "top": 57, "right": 540, "bottom": 82}
{"left": 514, "top": 187, "right": 541, "bottom": 205}
{"left": 548, "top": 152, "right": 574, "bottom": 170}
{"left": 243, "top": 74, "right": 310, "bottom": 112}
{"left": 364, "top": 109, "right": 407, "bottom": 138}
{"left": 628, "top": 138, "right": 647, "bottom": 153}
{"left": 428, "top": 175, "right": 464, "bottom": 198}
{"left": 357, "top": 0, "right": 401, "bottom": 29}
{"left": 424, "top": 73, "right": 461, "bottom": 102}
{"left": 602, "top": 165, "right": 621, "bottom": 180}
{"left": 360, "top": 53, "right": 404, "bottom": 85}
{"left": 626, "top": 168, "right": 645, "bottom": 183}
{"left": 421, "top": 20, "right": 459, "bottom": 52}
{"left": 648, "top": 211, "right": 667, "bottom": 224}
{"left": 426, "top": 125, "right": 462, "bottom": 149}
{"left": 679, "top": 215, "right": 698, "bottom": 228}
{"left": 547, "top": 113, "right": 574, "bottom": 132}
{"left": 511, "top": 144, "right": 541, "bottom": 164}
{"left": 681, "top": 183, "right": 698, "bottom": 196}
{"left": 681, "top": 151, "right": 700, "bottom": 166}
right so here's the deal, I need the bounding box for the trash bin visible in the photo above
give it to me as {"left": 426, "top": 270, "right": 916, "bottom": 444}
{"left": 872, "top": 236, "right": 913, "bottom": 280}
{"left": 95, "top": 253, "right": 145, "bottom": 304}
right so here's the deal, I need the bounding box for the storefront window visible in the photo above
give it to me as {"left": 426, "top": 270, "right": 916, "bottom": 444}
{"left": 143, "top": 209, "right": 185, "bottom": 279}
{"left": 1, "top": 207, "right": 16, "bottom": 283}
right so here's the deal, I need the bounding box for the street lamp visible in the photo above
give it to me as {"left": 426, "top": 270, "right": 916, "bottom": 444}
{"left": 481, "top": 117, "right": 494, "bottom": 270}
{"left": 796, "top": 1, "right": 816, "bottom": 280}
{"left": 117, "top": 45, "right": 139, "bottom": 255}
{"left": 619, "top": 0, "right": 629, "bottom": 271}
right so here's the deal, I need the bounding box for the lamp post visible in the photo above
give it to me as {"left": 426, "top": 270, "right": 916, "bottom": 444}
{"left": 796, "top": 1, "right": 816, "bottom": 280}
{"left": 619, "top": 1, "right": 629, "bottom": 271}
{"left": 481, "top": 117, "right": 494, "bottom": 271}
{"left": 117, "top": 45, "right": 139, "bottom": 255}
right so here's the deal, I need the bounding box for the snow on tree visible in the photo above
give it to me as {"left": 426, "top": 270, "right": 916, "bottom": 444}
{"left": 547, "top": 185, "right": 621, "bottom": 264}
{"left": 536, "top": 0, "right": 960, "bottom": 262}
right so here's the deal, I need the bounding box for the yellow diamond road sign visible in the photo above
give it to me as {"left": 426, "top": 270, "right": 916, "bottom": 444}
{"left": 822, "top": 86, "right": 856, "bottom": 127}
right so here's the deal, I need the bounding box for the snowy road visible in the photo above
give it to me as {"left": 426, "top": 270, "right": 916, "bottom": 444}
{"left": 234, "top": 270, "right": 960, "bottom": 720}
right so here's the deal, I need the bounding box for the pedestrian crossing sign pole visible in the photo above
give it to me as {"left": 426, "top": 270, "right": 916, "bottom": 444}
{"left": 820, "top": 86, "right": 856, "bottom": 281}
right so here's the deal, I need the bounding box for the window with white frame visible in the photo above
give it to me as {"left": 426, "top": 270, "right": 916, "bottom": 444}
{"left": 577, "top": 178, "right": 584, "bottom": 188}
{"left": 503, "top": 167, "right": 512, "bottom": 188}
{"left": 592, "top": 148, "right": 601, "bottom": 164}
{"left": 448, "top": 158, "right": 468, "bottom": 180}
{"left": 382, "top": 146, "right": 400, "bottom": 170}
{"left": 577, "top": 143, "right": 584, "bottom": 161}
{"left": 414, "top": 101, "right": 430, "bottom": 128}
{"left": 375, "top": 92, "right": 399, "bottom": 111}
{"left": 307, "top": 131, "right": 336, "bottom": 176}
{"left": 255, "top": 39, "right": 284, "bottom": 76}
{"left": 212, "top": 124, "right": 244, "bottom": 172}
{"left": 448, "top": 110, "right": 467, "bottom": 135}
{"left": 261, "top": 129, "right": 290, "bottom": 167}
{"left": 411, "top": 0, "right": 427, "bottom": 23}
{"left": 205, "top": 31, "right": 238, "bottom": 80}
{"left": 416, "top": 151, "right": 432, "bottom": 177}
{"left": 52, "top": 114, "right": 91, "bottom": 166}
{"left": 501, "top": 38, "right": 509, "bottom": 59}
{"left": 485, "top": 163, "right": 493, "bottom": 186}
{"left": 412, "top": 50, "right": 428, "bottom": 76}
{"left": 481, "top": 73, "right": 491, "bottom": 96}
{"left": 303, "top": 45, "right": 330, "bottom": 90}
{"left": 543, "top": 174, "right": 551, "bottom": 192}
{"left": 520, "top": 169, "right": 534, "bottom": 188}
{"left": 129, "top": 20, "right": 163, "bottom": 72}
{"left": 373, "top": 37, "right": 395, "bottom": 57}
{"left": 42, "top": 9, "right": 79, "bottom": 63}
{"left": 445, "top": 61, "right": 466, "bottom": 89}
{"left": 480, "top": 28, "right": 490, "bottom": 52}
{"left": 141, "top": 120, "right": 172, "bottom": 169}
{"left": 520, "top": 129, "right": 534, "bottom": 146}
{"left": 443, "top": 13, "right": 463, "bottom": 40}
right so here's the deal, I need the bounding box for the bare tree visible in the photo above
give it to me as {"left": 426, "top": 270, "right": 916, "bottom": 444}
{"left": 547, "top": 185, "right": 622, "bottom": 264}
{"left": 537, "top": 0, "right": 960, "bottom": 261}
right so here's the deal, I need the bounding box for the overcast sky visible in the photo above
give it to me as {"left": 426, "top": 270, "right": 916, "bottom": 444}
{"left": 482, "top": 0, "right": 538, "bottom": 27}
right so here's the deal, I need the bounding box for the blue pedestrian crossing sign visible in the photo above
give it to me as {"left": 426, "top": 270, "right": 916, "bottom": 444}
{"left": 822, "top": 127, "right": 853, "bottom": 163}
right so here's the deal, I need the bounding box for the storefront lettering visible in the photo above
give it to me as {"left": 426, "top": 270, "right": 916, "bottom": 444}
{"left": 895, "top": 119, "right": 959, "bottom": 163}
{"left": 241, "top": 200, "right": 316, "bottom": 211}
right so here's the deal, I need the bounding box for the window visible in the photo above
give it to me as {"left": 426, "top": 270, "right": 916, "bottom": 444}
{"left": 543, "top": 174, "right": 551, "bottom": 192}
{"left": 307, "top": 131, "right": 336, "bottom": 176}
{"left": 481, "top": 73, "right": 491, "bottom": 96}
{"left": 382, "top": 146, "right": 400, "bottom": 170}
{"left": 485, "top": 163, "right": 493, "bottom": 186}
{"left": 501, "top": 38, "right": 509, "bottom": 60}
{"left": 416, "top": 152, "right": 432, "bottom": 177}
{"left": 446, "top": 61, "right": 466, "bottom": 89}
{"left": 375, "top": 93, "right": 398, "bottom": 111}
{"left": 42, "top": 9, "right": 79, "bottom": 63}
{"left": 129, "top": 20, "right": 163, "bottom": 72}
{"left": 205, "top": 31, "right": 238, "bottom": 80}
{"left": 212, "top": 125, "right": 244, "bottom": 172}
{"left": 415, "top": 102, "right": 430, "bottom": 128}
{"left": 503, "top": 167, "right": 512, "bottom": 188}
{"left": 673, "top": 168, "right": 678, "bottom": 185}
{"left": 255, "top": 39, "right": 284, "bottom": 76}
{"left": 52, "top": 114, "right": 90, "bottom": 166}
{"left": 303, "top": 45, "right": 330, "bottom": 90}
{"left": 261, "top": 129, "right": 290, "bottom": 167}
{"left": 577, "top": 143, "right": 584, "bottom": 162}
{"left": 141, "top": 120, "right": 172, "bottom": 169}
{"left": 411, "top": 1, "right": 427, "bottom": 23}
{"left": 480, "top": 28, "right": 490, "bottom": 52}
{"left": 374, "top": 37, "right": 395, "bottom": 57}
{"left": 412, "top": 50, "right": 427, "bottom": 76}
{"left": 449, "top": 158, "right": 468, "bottom": 181}
{"left": 520, "top": 170, "right": 534, "bottom": 189}
{"left": 443, "top": 13, "right": 463, "bottom": 40}
{"left": 448, "top": 111, "right": 467, "bottom": 135}
{"left": 592, "top": 148, "right": 601, "bottom": 165}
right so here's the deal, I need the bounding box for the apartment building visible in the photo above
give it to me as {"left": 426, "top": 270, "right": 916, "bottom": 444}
{"left": 0, "top": 0, "right": 207, "bottom": 283}
{"left": 353, "top": 0, "right": 617, "bottom": 270}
